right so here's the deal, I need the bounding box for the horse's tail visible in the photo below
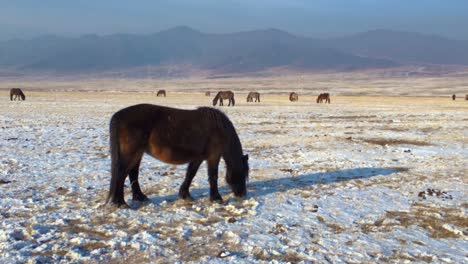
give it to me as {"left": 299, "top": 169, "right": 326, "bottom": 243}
{"left": 107, "top": 113, "right": 121, "bottom": 203}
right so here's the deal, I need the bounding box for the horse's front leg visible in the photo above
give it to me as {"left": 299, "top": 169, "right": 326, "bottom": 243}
{"left": 178, "top": 159, "right": 203, "bottom": 200}
{"left": 128, "top": 158, "right": 148, "bottom": 202}
{"left": 220, "top": 99, "right": 223, "bottom": 106}
{"left": 207, "top": 156, "right": 222, "bottom": 202}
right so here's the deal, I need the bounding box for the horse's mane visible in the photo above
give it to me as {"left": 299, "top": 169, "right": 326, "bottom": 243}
{"left": 196, "top": 107, "right": 243, "bottom": 158}
{"left": 197, "top": 107, "right": 230, "bottom": 130}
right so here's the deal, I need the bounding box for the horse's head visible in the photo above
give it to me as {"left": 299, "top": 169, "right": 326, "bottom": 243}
{"left": 212, "top": 97, "right": 218, "bottom": 106}
{"left": 226, "top": 154, "right": 249, "bottom": 197}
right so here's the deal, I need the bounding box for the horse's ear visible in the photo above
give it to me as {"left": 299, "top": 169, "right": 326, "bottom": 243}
{"left": 243, "top": 154, "right": 249, "bottom": 161}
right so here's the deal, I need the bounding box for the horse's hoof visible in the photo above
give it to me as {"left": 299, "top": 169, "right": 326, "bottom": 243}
{"left": 178, "top": 193, "right": 194, "bottom": 201}
{"left": 210, "top": 196, "right": 223, "bottom": 203}
{"left": 133, "top": 194, "right": 149, "bottom": 202}
{"left": 107, "top": 200, "right": 130, "bottom": 209}
{"left": 108, "top": 203, "right": 130, "bottom": 209}
{"left": 117, "top": 203, "right": 131, "bottom": 209}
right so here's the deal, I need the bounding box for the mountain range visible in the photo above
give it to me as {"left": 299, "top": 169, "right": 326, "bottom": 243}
{"left": 0, "top": 26, "right": 467, "bottom": 75}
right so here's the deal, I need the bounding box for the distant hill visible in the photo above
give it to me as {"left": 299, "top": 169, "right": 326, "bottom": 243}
{"left": 0, "top": 27, "right": 466, "bottom": 76}
{"left": 324, "top": 29, "right": 468, "bottom": 65}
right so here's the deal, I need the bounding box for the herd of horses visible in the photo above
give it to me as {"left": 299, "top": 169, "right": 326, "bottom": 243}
{"left": 11, "top": 88, "right": 468, "bottom": 104}
{"left": 7, "top": 87, "right": 335, "bottom": 106}
{"left": 6, "top": 87, "right": 467, "bottom": 208}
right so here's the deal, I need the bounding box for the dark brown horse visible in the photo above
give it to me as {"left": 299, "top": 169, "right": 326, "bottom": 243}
{"left": 317, "top": 93, "right": 330, "bottom": 104}
{"left": 246, "top": 92, "right": 260, "bottom": 103}
{"left": 289, "top": 92, "right": 298, "bottom": 102}
{"left": 107, "top": 104, "right": 249, "bottom": 207}
{"left": 452, "top": 94, "right": 456, "bottom": 100}
{"left": 157, "top": 90, "right": 166, "bottom": 97}
{"left": 10, "top": 88, "right": 26, "bottom": 101}
{"left": 205, "top": 91, "right": 211, "bottom": 96}
{"left": 466, "top": 94, "right": 468, "bottom": 100}
{"left": 213, "top": 91, "right": 235, "bottom": 106}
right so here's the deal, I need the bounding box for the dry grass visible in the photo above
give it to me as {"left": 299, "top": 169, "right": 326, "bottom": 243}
{"left": 31, "top": 249, "right": 69, "bottom": 257}
{"left": 361, "top": 203, "right": 467, "bottom": 239}
{"left": 252, "top": 247, "right": 305, "bottom": 262}
{"left": 317, "top": 215, "right": 345, "bottom": 233}
{"left": 59, "top": 222, "right": 112, "bottom": 241}
{"left": 363, "top": 138, "right": 432, "bottom": 146}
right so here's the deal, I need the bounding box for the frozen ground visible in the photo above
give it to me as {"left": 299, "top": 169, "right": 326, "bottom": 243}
{"left": 0, "top": 91, "right": 467, "bottom": 263}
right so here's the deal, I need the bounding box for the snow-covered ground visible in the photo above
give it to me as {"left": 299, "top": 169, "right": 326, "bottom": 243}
{"left": 0, "top": 91, "right": 467, "bottom": 263}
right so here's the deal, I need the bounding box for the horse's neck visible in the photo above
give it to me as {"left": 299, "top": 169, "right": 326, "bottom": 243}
{"left": 223, "top": 131, "right": 242, "bottom": 171}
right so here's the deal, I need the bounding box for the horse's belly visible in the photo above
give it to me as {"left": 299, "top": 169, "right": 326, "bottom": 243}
{"left": 147, "top": 145, "right": 200, "bottom": 165}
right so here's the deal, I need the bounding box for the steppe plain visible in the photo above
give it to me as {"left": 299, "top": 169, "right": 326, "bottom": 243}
{"left": 0, "top": 69, "right": 467, "bottom": 262}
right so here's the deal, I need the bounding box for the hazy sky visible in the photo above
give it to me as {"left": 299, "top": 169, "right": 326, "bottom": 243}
{"left": 0, "top": 0, "right": 467, "bottom": 40}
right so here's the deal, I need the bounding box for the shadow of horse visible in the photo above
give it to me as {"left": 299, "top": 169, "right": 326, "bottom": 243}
{"left": 248, "top": 167, "right": 405, "bottom": 197}
{"left": 133, "top": 167, "right": 406, "bottom": 208}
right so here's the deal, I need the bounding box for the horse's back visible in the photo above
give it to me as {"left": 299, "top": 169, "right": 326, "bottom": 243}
{"left": 111, "top": 104, "right": 229, "bottom": 163}
{"left": 111, "top": 104, "right": 227, "bottom": 139}
{"left": 219, "top": 91, "right": 234, "bottom": 98}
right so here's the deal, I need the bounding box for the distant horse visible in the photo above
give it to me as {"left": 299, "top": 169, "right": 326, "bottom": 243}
{"left": 205, "top": 91, "right": 211, "bottom": 96}
{"left": 317, "top": 93, "right": 331, "bottom": 104}
{"left": 106, "top": 104, "right": 249, "bottom": 207}
{"left": 289, "top": 92, "right": 298, "bottom": 102}
{"left": 157, "top": 90, "right": 166, "bottom": 97}
{"left": 452, "top": 94, "right": 456, "bottom": 100}
{"left": 213, "top": 91, "right": 235, "bottom": 106}
{"left": 466, "top": 94, "right": 468, "bottom": 100}
{"left": 246, "top": 92, "right": 260, "bottom": 103}
{"left": 10, "top": 88, "right": 26, "bottom": 101}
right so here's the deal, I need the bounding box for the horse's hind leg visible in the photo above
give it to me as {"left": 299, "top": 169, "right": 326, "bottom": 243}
{"left": 207, "top": 157, "right": 222, "bottom": 202}
{"left": 108, "top": 151, "right": 142, "bottom": 207}
{"left": 178, "top": 159, "right": 203, "bottom": 200}
{"left": 129, "top": 157, "right": 149, "bottom": 202}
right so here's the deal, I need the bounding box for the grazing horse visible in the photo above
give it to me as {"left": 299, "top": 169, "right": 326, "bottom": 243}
{"left": 157, "top": 90, "right": 166, "bottom": 97}
{"left": 106, "top": 104, "right": 249, "bottom": 207}
{"left": 213, "top": 91, "right": 235, "bottom": 106}
{"left": 452, "top": 94, "right": 456, "bottom": 100}
{"left": 246, "top": 92, "right": 260, "bottom": 103}
{"left": 289, "top": 92, "right": 298, "bottom": 102}
{"left": 205, "top": 91, "right": 211, "bottom": 96}
{"left": 317, "top": 93, "right": 331, "bottom": 104}
{"left": 466, "top": 94, "right": 468, "bottom": 100}
{"left": 10, "top": 88, "right": 26, "bottom": 101}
